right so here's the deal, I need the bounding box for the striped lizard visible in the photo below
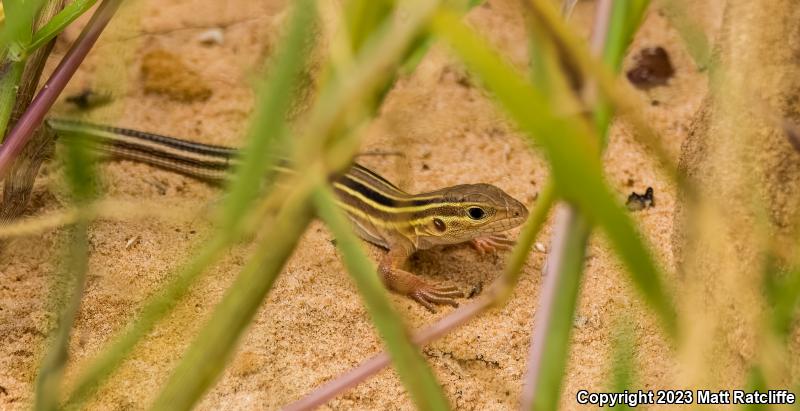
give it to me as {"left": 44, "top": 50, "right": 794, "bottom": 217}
{"left": 46, "top": 118, "right": 529, "bottom": 310}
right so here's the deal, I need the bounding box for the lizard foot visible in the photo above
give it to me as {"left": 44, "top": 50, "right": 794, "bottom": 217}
{"left": 380, "top": 263, "right": 464, "bottom": 311}
{"left": 470, "top": 234, "right": 515, "bottom": 255}
{"left": 410, "top": 282, "right": 464, "bottom": 312}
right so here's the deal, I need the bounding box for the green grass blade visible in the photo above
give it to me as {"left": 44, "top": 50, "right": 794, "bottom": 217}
{"left": 149, "top": 184, "right": 315, "bottom": 411}
{"left": 334, "top": 0, "right": 479, "bottom": 117}
{"left": 521, "top": 2, "right": 605, "bottom": 404}
{"left": 290, "top": 1, "right": 440, "bottom": 171}
{"left": 65, "top": 235, "right": 230, "bottom": 408}
{"left": 523, "top": 4, "right": 581, "bottom": 102}
{"left": 430, "top": 9, "right": 677, "bottom": 336}
{"left": 35, "top": 220, "right": 90, "bottom": 411}
{"left": 1, "top": 0, "right": 42, "bottom": 54}
{"left": 661, "top": 0, "right": 711, "bottom": 70}
{"left": 601, "top": 0, "right": 648, "bottom": 73}
{"left": 593, "top": 0, "right": 649, "bottom": 143}
{"left": 63, "top": 0, "right": 316, "bottom": 405}
{"left": 742, "top": 367, "right": 767, "bottom": 411}
{"left": 27, "top": 0, "right": 98, "bottom": 53}
{"left": 150, "top": 1, "right": 446, "bottom": 406}
{"left": 0, "top": 60, "right": 25, "bottom": 139}
{"left": 343, "top": 0, "right": 392, "bottom": 52}
{"left": 313, "top": 185, "right": 451, "bottom": 411}
{"left": 526, "top": 20, "right": 558, "bottom": 98}
{"left": 0, "top": 0, "right": 39, "bottom": 139}
{"left": 67, "top": 1, "right": 442, "bottom": 405}
{"left": 521, "top": 0, "right": 681, "bottom": 180}
{"left": 398, "top": 0, "right": 482, "bottom": 76}
{"left": 34, "top": 124, "right": 96, "bottom": 411}
{"left": 526, "top": 208, "right": 590, "bottom": 411}
{"left": 493, "top": 181, "right": 555, "bottom": 304}
{"left": 610, "top": 316, "right": 636, "bottom": 410}
{"left": 764, "top": 262, "right": 800, "bottom": 338}
{"left": 218, "top": 0, "right": 316, "bottom": 231}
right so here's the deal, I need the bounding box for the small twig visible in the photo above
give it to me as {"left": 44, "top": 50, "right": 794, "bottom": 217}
{"left": 0, "top": 198, "right": 205, "bottom": 238}
{"left": 283, "top": 296, "right": 489, "bottom": 411}
{"left": 0, "top": 0, "right": 123, "bottom": 180}
{"left": 519, "top": 205, "right": 582, "bottom": 408}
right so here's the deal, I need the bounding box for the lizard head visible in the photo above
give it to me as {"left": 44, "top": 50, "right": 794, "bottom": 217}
{"left": 412, "top": 183, "right": 528, "bottom": 249}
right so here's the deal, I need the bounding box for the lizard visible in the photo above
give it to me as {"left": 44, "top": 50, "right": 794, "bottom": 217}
{"left": 46, "top": 118, "right": 529, "bottom": 310}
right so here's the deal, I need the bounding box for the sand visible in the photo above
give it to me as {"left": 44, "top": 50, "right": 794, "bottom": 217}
{"left": 0, "top": 0, "right": 722, "bottom": 409}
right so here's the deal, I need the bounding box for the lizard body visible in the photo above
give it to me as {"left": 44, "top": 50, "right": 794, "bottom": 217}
{"left": 47, "top": 118, "right": 528, "bottom": 310}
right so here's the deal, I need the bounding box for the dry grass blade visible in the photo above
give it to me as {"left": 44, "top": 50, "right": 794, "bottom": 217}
{"left": 431, "top": 8, "right": 677, "bottom": 336}
{"left": 27, "top": 0, "right": 98, "bottom": 53}
{"left": 313, "top": 185, "right": 450, "bottom": 411}
{"left": 148, "top": 1, "right": 448, "bottom": 409}
{"left": 149, "top": 182, "right": 315, "bottom": 411}
{"left": 657, "top": 0, "right": 711, "bottom": 69}
{"left": 34, "top": 100, "right": 97, "bottom": 411}
{"left": 523, "top": 0, "right": 682, "bottom": 183}
{"left": 0, "top": 199, "right": 205, "bottom": 237}
{"left": 491, "top": 181, "right": 555, "bottom": 305}
{"left": 62, "top": 0, "right": 317, "bottom": 405}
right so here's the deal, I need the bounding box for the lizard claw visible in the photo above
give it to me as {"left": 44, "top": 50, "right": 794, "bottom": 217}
{"left": 411, "top": 282, "right": 464, "bottom": 312}
{"left": 471, "top": 234, "right": 515, "bottom": 255}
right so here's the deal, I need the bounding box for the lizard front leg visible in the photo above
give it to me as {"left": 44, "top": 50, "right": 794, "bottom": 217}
{"left": 379, "top": 245, "right": 463, "bottom": 311}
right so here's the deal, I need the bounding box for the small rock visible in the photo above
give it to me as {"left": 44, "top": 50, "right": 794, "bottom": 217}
{"left": 626, "top": 187, "right": 655, "bottom": 211}
{"left": 197, "top": 28, "right": 224, "bottom": 46}
{"left": 124, "top": 235, "right": 140, "bottom": 250}
{"left": 626, "top": 47, "right": 674, "bottom": 89}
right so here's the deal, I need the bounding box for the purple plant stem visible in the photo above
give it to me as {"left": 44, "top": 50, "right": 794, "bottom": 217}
{"left": 588, "top": 0, "right": 613, "bottom": 55}
{"left": 518, "top": 205, "right": 577, "bottom": 408}
{"left": 518, "top": 0, "right": 611, "bottom": 409}
{"left": 0, "top": 0, "right": 123, "bottom": 180}
{"left": 282, "top": 297, "right": 489, "bottom": 411}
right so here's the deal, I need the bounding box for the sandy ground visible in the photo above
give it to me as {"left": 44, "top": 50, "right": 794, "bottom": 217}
{"left": 0, "top": 0, "right": 723, "bottom": 409}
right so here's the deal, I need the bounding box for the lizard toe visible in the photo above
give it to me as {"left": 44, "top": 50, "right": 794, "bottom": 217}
{"left": 429, "top": 288, "right": 464, "bottom": 298}
{"left": 417, "top": 290, "right": 459, "bottom": 308}
{"left": 411, "top": 292, "right": 437, "bottom": 312}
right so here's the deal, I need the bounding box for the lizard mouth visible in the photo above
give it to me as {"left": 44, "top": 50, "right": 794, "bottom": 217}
{"left": 478, "top": 212, "right": 528, "bottom": 235}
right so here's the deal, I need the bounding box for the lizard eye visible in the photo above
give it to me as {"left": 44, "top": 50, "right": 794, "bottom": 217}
{"left": 467, "top": 207, "right": 485, "bottom": 220}
{"left": 433, "top": 218, "right": 446, "bottom": 232}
